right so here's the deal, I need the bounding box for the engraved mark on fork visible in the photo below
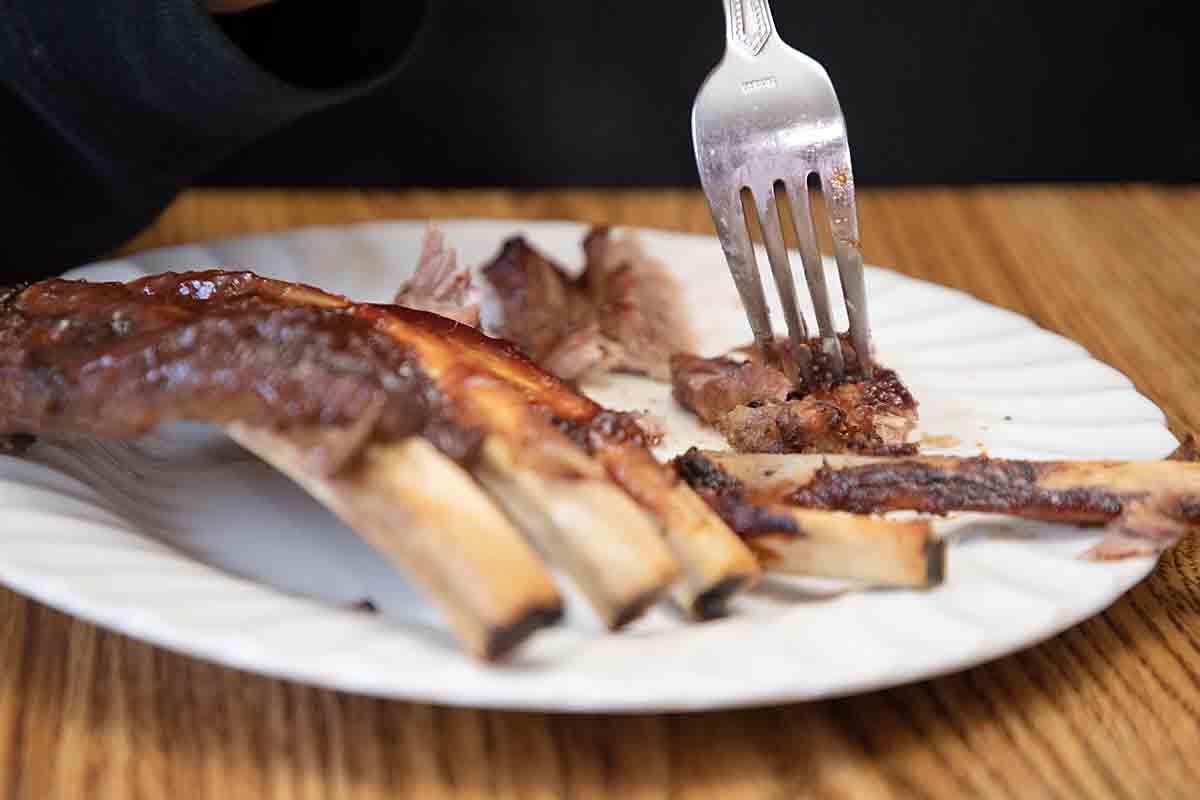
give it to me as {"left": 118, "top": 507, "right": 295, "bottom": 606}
{"left": 731, "top": 0, "right": 772, "bottom": 55}
{"left": 740, "top": 76, "right": 778, "bottom": 94}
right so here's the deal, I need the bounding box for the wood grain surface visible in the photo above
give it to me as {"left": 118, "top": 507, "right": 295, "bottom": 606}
{"left": 3, "top": 186, "right": 1199, "bottom": 798}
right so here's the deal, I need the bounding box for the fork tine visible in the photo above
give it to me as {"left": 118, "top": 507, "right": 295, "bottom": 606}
{"left": 818, "top": 155, "right": 873, "bottom": 374}
{"left": 754, "top": 186, "right": 813, "bottom": 384}
{"left": 782, "top": 177, "right": 844, "bottom": 380}
{"left": 707, "top": 187, "right": 776, "bottom": 357}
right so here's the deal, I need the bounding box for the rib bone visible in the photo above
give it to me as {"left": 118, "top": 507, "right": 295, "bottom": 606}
{"left": 227, "top": 425, "right": 563, "bottom": 660}
{"left": 742, "top": 507, "right": 941, "bottom": 588}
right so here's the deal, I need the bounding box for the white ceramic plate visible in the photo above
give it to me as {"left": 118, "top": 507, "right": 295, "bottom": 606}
{"left": 0, "top": 220, "right": 1176, "bottom": 711}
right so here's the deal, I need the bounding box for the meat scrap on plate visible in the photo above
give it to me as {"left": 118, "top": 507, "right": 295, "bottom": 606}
{"left": 480, "top": 226, "right": 698, "bottom": 383}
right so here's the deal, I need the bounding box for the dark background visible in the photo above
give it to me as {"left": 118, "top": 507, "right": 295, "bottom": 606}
{"left": 206, "top": 0, "right": 1197, "bottom": 189}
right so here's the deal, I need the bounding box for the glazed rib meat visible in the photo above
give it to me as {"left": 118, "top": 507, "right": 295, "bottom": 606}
{"left": 679, "top": 443, "right": 1200, "bottom": 559}
{"left": 0, "top": 272, "right": 457, "bottom": 455}
{"left": 0, "top": 270, "right": 760, "bottom": 655}
{"left": 670, "top": 336, "right": 918, "bottom": 455}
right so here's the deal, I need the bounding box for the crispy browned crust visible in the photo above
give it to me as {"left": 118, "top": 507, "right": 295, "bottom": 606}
{"left": 783, "top": 458, "right": 1128, "bottom": 522}
{"left": 0, "top": 272, "right": 461, "bottom": 453}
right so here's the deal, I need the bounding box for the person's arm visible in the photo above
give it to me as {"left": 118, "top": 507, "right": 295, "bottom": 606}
{"left": 0, "top": 1, "right": 427, "bottom": 283}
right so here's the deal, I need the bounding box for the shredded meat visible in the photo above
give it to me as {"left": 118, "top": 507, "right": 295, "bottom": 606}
{"left": 394, "top": 224, "right": 481, "bottom": 327}
{"left": 537, "top": 320, "right": 612, "bottom": 382}
{"left": 580, "top": 228, "right": 696, "bottom": 380}
{"left": 670, "top": 337, "right": 918, "bottom": 455}
{"left": 482, "top": 228, "right": 696, "bottom": 382}
{"left": 481, "top": 237, "right": 593, "bottom": 367}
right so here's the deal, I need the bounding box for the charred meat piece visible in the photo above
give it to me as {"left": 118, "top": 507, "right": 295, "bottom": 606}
{"left": 483, "top": 228, "right": 697, "bottom": 382}
{"left": 683, "top": 448, "right": 1200, "bottom": 560}
{"left": 670, "top": 337, "right": 918, "bottom": 456}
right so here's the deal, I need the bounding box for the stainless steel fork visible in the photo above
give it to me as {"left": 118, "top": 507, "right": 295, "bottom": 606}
{"left": 692, "top": 0, "right": 871, "bottom": 382}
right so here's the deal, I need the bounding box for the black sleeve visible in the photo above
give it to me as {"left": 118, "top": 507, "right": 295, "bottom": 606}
{"left": 0, "top": 1, "right": 427, "bottom": 283}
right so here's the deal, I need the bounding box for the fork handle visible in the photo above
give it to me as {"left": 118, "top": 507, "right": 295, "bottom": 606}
{"left": 722, "top": 0, "right": 776, "bottom": 57}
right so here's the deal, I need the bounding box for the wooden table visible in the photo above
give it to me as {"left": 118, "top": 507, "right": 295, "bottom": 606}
{"left": 3, "top": 186, "right": 1199, "bottom": 798}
